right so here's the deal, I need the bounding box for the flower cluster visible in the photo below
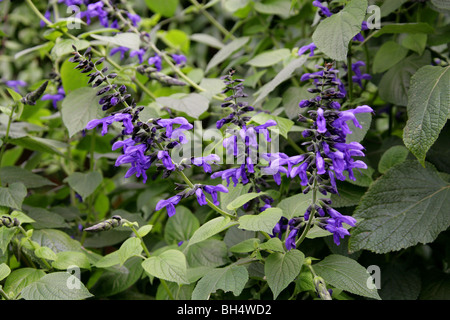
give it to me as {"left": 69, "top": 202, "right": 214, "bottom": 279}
{"left": 212, "top": 70, "right": 279, "bottom": 212}
{"left": 263, "top": 63, "right": 373, "bottom": 247}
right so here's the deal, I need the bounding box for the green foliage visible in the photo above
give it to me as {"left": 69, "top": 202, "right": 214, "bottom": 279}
{"left": 0, "top": 0, "right": 448, "bottom": 302}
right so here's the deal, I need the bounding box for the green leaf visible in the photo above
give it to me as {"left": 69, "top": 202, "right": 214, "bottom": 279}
{"left": 378, "top": 51, "right": 431, "bottom": 106}
{"left": 378, "top": 145, "right": 410, "bottom": 174}
{"left": 253, "top": 56, "right": 307, "bottom": 105}
{"left": 160, "top": 29, "right": 190, "bottom": 54}
{"left": 313, "top": 254, "right": 381, "bottom": 300}
{"left": 0, "top": 166, "right": 55, "bottom": 189}
{"left": 227, "top": 192, "right": 264, "bottom": 211}
{"left": 0, "top": 263, "right": 11, "bottom": 281}
{"left": 191, "top": 265, "right": 248, "bottom": 300}
{"left": 89, "top": 256, "right": 143, "bottom": 298}
{"left": 372, "top": 41, "right": 409, "bottom": 74}
{"left": 246, "top": 49, "right": 291, "bottom": 67}
{"left": 137, "top": 225, "right": 153, "bottom": 238}
{"left": 254, "top": 0, "right": 293, "bottom": 18}
{"left": 190, "top": 33, "right": 224, "bottom": 49}
{"left": 238, "top": 207, "right": 283, "bottom": 234}
{"left": 401, "top": 33, "right": 427, "bottom": 55}
{"left": 250, "top": 112, "right": 294, "bottom": 139}
{"left": 64, "top": 171, "right": 102, "bottom": 200}
{"left": 403, "top": 65, "right": 450, "bottom": 165}
{"left": 117, "top": 237, "right": 143, "bottom": 266}
{"left": 312, "top": 0, "right": 368, "bottom": 61}
{"left": 61, "top": 87, "right": 104, "bottom": 138}
{"left": 51, "top": 39, "right": 90, "bottom": 60}
{"left": 185, "top": 239, "right": 229, "bottom": 268}
{"left": 0, "top": 227, "right": 17, "bottom": 254}
{"left": 277, "top": 193, "right": 312, "bottom": 220}
{"left": 20, "top": 272, "right": 93, "bottom": 300}
{"left": 142, "top": 249, "right": 189, "bottom": 284}
{"left": 145, "top": 0, "right": 179, "bottom": 17}
{"left": 52, "top": 251, "right": 91, "bottom": 270}
{"left": 350, "top": 160, "right": 450, "bottom": 253}
{"left": 60, "top": 59, "right": 93, "bottom": 94}
{"left": 205, "top": 37, "right": 250, "bottom": 73}
{"left": 31, "top": 229, "right": 82, "bottom": 253}
{"left": 265, "top": 249, "right": 304, "bottom": 299}
{"left": 35, "top": 246, "right": 57, "bottom": 261}
{"left": 90, "top": 33, "right": 141, "bottom": 51}
{"left": 188, "top": 216, "right": 237, "bottom": 247}
{"left": 3, "top": 268, "right": 45, "bottom": 298}
{"left": 164, "top": 206, "right": 199, "bottom": 244}
{"left": 0, "top": 182, "right": 27, "bottom": 210}
{"left": 229, "top": 238, "right": 260, "bottom": 253}
{"left": 156, "top": 93, "right": 209, "bottom": 119}
{"left": 9, "top": 136, "right": 68, "bottom": 158}
{"left": 259, "top": 237, "right": 285, "bottom": 252}
{"left": 373, "top": 23, "right": 435, "bottom": 37}
{"left": 330, "top": 182, "right": 366, "bottom": 208}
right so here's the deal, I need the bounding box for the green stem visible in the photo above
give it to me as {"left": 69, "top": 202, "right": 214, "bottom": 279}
{"left": 160, "top": 278, "right": 175, "bottom": 300}
{"left": 189, "top": 0, "right": 236, "bottom": 41}
{"left": 18, "top": 226, "right": 53, "bottom": 270}
{"left": 178, "top": 170, "right": 236, "bottom": 219}
{"left": 0, "top": 102, "right": 17, "bottom": 181}
{"left": 0, "top": 287, "right": 10, "bottom": 300}
{"left": 347, "top": 44, "right": 353, "bottom": 102}
{"left": 129, "top": 225, "right": 151, "bottom": 257}
{"left": 295, "top": 173, "right": 317, "bottom": 247}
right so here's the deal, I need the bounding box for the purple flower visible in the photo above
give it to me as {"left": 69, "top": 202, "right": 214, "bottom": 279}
{"left": 202, "top": 184, "right": 229, "bottom": 206}
{"left": 316, "top": 107, "right": 327, "bottom": 133}
{"left": 191, "top": 154, "right": 220, "bottom": 173}
{"left": 312, "top": 0, "right": 332, "bottom": 17}
{"left": 285, "top": 228, "right": 299, "bottom": 250}
{"left": 157, "top": 150, "right": 175, "bottom": 170}
{"left": 195, "top": 188, "right": 207, "bottom": 206}
{"left": 110, "top": 46, "right": 130, "bottom": 60}
{"left": 115, "top": 143, "right": 152, "bottom": 183}
{"left": 172, "top": 54, "right": 187, "bottom": 66}
{"left": 156, "top": 194, "right": 182, "bottom": 217}
{"left": 157, "top": 117, "right": 193, "bottom": 144}
{"left": 41, "top": 86, "right": 65, "bottom": 109}
{"left": 298, "top": 42, "right": 317, "bottom": 57}
{"left": 86, "top": 113, "right": 134, "bottom": 136}
{"left": 148, "top": 54, "right": 162, "bottom": 71}
{"left": 351, "top": 61, "right": 372, "bottom": 88}
{"left": 5, "top": 80, "right": 27, "bottom": 93}
{"left": 127, "top": 12, "right": 141, "bottom": 27}
{"left": 130, "top": 48, "right": 146, "bottom": 64}
{"left": 316, "top": 151, "right": 326, "bottom": 175}
{"left": 80, "top": 1, "right": 109, "bottom": 27}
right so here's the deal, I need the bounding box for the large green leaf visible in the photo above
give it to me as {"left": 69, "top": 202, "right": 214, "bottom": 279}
{"left": 164, "top": 206, "right": 199, "bottom": 244}
{"left": 403, "top": 65, "right": 450, "bottom": 165}
{"left": 226, "top": 192, "right": 264, "bottom": 211}
{"left": 350, "top": 161, "right": 450, "bottom": 253}
{"left": 378, "top": 145, "right": 410, "bottom": 174}
{"left": 188, "top": 216, "right": 237, "bottom": 247}
{"left": 0, "top": 166, "right": 55, "bottom": 189}
{"left": 313, "top": 254, "right": 381, "bottom": 300}
{"left": 373, "top": 41, "right": 409, "bottom": 74}
{"left": 142, "top": 249, "right": 189, "bottom": 284}
{"left": 191, "top": 265, "right": 248, "bottom": 300}
{"left": 205, "top": 37, "right": 250, "bottom": 73}
{"left": 246, "top": 49, "right": 291, "bottom": 68}
{"left": 253, "top": 56, "right": 307, "bottom": 105}
{"left": 0, "top": 182, "right": 27, "bottom": 210}
{"left": 64, "top": 171, "right": 103, "bottom": 200}
{"left": 145, "top": 0, "right": 179, "bottom": 17}
{"left": 238, "top": 208, "right": 283, "bottom": 234}
{"left": 20, "top": 272, "right": 93, "bottom": 300}
{"left": 3, "top": 268, "right": 46, "bottom": 298}
{"left": 265, "top": 249, "right": 304, "bottom": 299}
{"left": 312, "top": 0, "right": 368, "bottom": 61}
{"left": 156, "top": 93, "right": 209, "bottom": 119}
{"left": 277, "top": 193, "right": 312, "bottom": 220}
{"left": 378, "top": 52, "right": 431, "bottom": 106}
{"left": 61, "top": 87, "right": 104, "bottom": 138}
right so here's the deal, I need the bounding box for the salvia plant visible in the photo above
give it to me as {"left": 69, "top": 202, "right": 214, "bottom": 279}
{"left": 0, "top": 0, "right": 449, "bottom": 304}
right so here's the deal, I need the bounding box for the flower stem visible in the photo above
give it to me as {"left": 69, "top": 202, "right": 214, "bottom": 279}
{"left": 295, "top": 172, "right": 317, "bottom": 247}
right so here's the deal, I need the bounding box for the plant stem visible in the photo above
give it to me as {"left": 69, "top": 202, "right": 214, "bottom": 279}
{"left": 0, "top": 287, "right": 10, "bottom": 300}
{"left": 0, "top": 102, "right": 17, "bottom": 185}
{"left": 295, "top": 173, "right": 317, "bottom": 247}
{"left": 188, "top": 0, "right": 236, "bottom": 41}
